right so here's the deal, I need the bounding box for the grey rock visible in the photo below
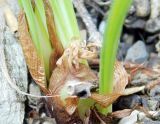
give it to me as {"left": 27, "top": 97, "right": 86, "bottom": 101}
{"left": 125, "top": 18, "right": 146, "bottom": 29}
{"left": 142, "top": 119, "right": 160, "bottom": 124}
{"left": 28, "top": 81, "right": 41, "bottom": 108}
{"left": 118, "top": 34, "right": 134, "bottom": 60}
{"left": 129, "top": 5, "right": 136, "bottom": 15}
{"left": 119, "top": 110, "right": 160, "bottom": 124}
{"left": 149, "top": 85, "right": 160, "bottom": 97}
{"left": 118, "top": 110, "right": 139, "bottom": 124}
{"left": 134, "top": 0, "right": 150, "bottom": 17}
{"left": 147, "top": 99, "right": 159, "bottom": 111}
{"left": 0, "top": 27, "right": 28, "bottom": 124}
{"left": 156, "top": 40, "right": 160, "bottom": 56}
{"left": 118, "top": 42, "right": 132, "bottom": 60}
{"left": 146, "top": 44, "right": 155, "bottom": 53}
{"left": 146, "top": 34, "right": 159, "bottom": 43}
{"left": 115, "top": 95, "right": 142, "bottom": 110}
{"left": 150, "top": 0, "right": 160, "bottom": 19}
{"left": 0, "top": 1, "right": 28, "bottom": 123}
{"left": 131, "top": 72, "right": 150, "bottom": 86}
{"left": 125, "top": 41, "right": 149, "bottom": 63}
{"left": 27, "top": 117, "right": 57, "bottom": 124}
{"left": 123, "top": 34, "right": 134, "bottom": 45}
{"left": 147, "top": 53, "right": 160, "bottom": 68}
{"left": 145, "top": 17, "right": 160, "bottom": 33}
{"left": 152, "top": 111, "right": 160, "bottom": 120}
{"left": 99, "top": 20, "right": 105, "bottom": 34}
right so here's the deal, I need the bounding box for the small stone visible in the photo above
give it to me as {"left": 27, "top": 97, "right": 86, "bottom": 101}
{"left": 146, "top": 44, "right": 155, "bottom": 54}
{"left": 125, "top": 41, "right": 149, "bottom": 63}
{"left": 147, "top": 53, "right": 160, "bottom": 68}
{"left": 149, "top": 85, "right": 160, "bottom": 97}
{"left": 156, "top": 40, "right": 160, "bottom": 56}
{"left": 125, "top": 18, "right": 146, "bottom": 29}
{"left": 129, "top": 5, "right": 136, "bottom": 15}
{"left": 134, "top": 0, "right": 150, "bottom": 17}
{"left": 42, "top": 118, "right": 57, "bottom": 124}
{"left": 28, "top": 81, "right": 41, "bottom": 107}
{"left": 145, "top": 18, "right": 160, "bottom": 33}
{"left": 146, "top": 34, "right": 159, "bottom": 44}
{"left": 142, "top": 119, "right": 160, "bottom": 124}
{"left": 131, "top": 72, "right": 150, "bottom": 86}
{"left": 150, "top": 0, "right": 160, "bottom": 19}
{"left": 137, "top": 111, "right": 147, "bottom": 121}
{"left": 117, "top": 43, "right": 132, "bottom": 61}
{"left": 147, "top": 99, "right": 159, "bottom": 111}
{"left": 119, "top": 110, "right": 160, "bottom": 124}
{"left": 115, "top": 95, "right": 142, "bottom": 110}
{"left": 118, "top": 34, "right": 134, "bottom": 60}
{"left": 118, "top": 110, "right": 139, "bottom": 124}
{"left": 151, "top": 111, "right": 160, "bottom": 120}
{"left": 98, "top": 20, "right": 105, "bottom": 34}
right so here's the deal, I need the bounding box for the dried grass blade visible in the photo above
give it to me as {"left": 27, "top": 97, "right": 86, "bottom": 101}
{"left": 43, "top": 0, "right": 64, "bottom": 71}
{"left": 18, "top": 11, "right": 47, "bottom": 90}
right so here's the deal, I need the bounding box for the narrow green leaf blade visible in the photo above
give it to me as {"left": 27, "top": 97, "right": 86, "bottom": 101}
{"left": 100, "top": 0, "right": 132, "bottom": 114}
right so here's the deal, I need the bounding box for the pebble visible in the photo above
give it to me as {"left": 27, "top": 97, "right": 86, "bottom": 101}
{"left": 150, "top": 0, "right": 160, "bottom": 19}
{"left": 118, "top": 34, "right": 134, "bottom": 60}
{"left": 28, "top": 82, "right": 41, "bottom": 107}
{"left": 125, "top": 40, "right": 149, "bottom": 63}
{"left": 119, "top": 110, "right": 160, "bottom": 124}
{"left": 147, "top": 99, "right": 159, "bottom": 111}
{"left": 134, "top": 0, "right": 150, "bottom": 17}
{"left": 156, "top": 40, "right": 160, "bottom": 56}
{"left": 118, "top": 110, "right": 140, "bottom": 124}
{"left": 149, "top": 85, "right": 160, "bottom": 97}
{"left": 115, "top": 95, "right": 142, "bottom": 110}
{"left": 147, "top": 53, "right": 160, "bottom": 69}
{"left": 142, "top": 119, "right": 160, "bottom": 124}
{"left": 125, "top": 18, "right": 146, "bottom": 29}
{"left": 131, "top": 72, "right": 150, "bottom": 86}
{"left": 145, "top": 17, "right": 160, "bottom": 33}
{"left": 98, "top": 20, "right": 105, "bottom": 34}
{"left": 122, "top": 34, "right": 134, "bottom": 45}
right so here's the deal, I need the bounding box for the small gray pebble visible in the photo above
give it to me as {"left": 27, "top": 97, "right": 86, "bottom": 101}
{"left": 125, "top": 41, "right": 149, "bottom": 63}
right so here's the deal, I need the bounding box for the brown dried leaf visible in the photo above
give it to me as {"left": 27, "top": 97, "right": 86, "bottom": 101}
{"left": 44, "top": 0, "right": 64, "bottom": 71}
{"left": 49, "top": 64, "right": 97, "bottom": 114}
{"left": 50, "top": 96, "right": 82, "bottom": 123}
{"left": 65, "top": 97, "right": 79, "bottom": 115}
{"left": 49, "top": 45, "right": 98, "bottom": 114}
{"left": 124, "top": 62, "right": 158, "bottom": 78}
{"left": 49, "top": 41, "right": 130, "bottom": 112}
{"left": 90, "top": 61, "right": 128, "bottom": 107}
{"left": 113, "top": 61, "right": 129, "bottom": 93}
{"left": 90, "top": 93, "right": 121, "bottom": 108}
{"left": 18, "top": 11, "right": 47, "bottom": 91}
{"left": 111, "top": 109, "right": 132, "bottom": 118}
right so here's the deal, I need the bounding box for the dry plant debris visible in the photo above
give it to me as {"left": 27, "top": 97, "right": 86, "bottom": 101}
{"left": 18, "top": 11, "right": 47, "bottom": 92}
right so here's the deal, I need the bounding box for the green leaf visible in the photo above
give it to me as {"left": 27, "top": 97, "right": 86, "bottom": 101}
{"left": 49, "top": 0, "right": 80, "bottom": 48}
{"left": 99, "top": 0, "right": 132, "bottom": 114}
{"left": 19, "top": 0, "right": 53, "bottom": 82}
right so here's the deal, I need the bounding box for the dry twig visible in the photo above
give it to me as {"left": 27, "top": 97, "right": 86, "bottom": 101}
{"left": 73, "top": 0, "right": 102, "bottom": 45}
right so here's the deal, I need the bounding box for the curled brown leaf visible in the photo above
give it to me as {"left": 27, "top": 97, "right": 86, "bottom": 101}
{"left": 49, "top": 42, "right": 98, "bottom": 115}
{"left": 18, "top": 11, "right": 47, "bottom": 91}
{"left": 90, "top": 61, "right": 129, "bottom": 108}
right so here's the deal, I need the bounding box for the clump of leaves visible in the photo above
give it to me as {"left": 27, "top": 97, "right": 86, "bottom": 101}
{"left": 18, "top": 0, "right": 135, "bottom": 123}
